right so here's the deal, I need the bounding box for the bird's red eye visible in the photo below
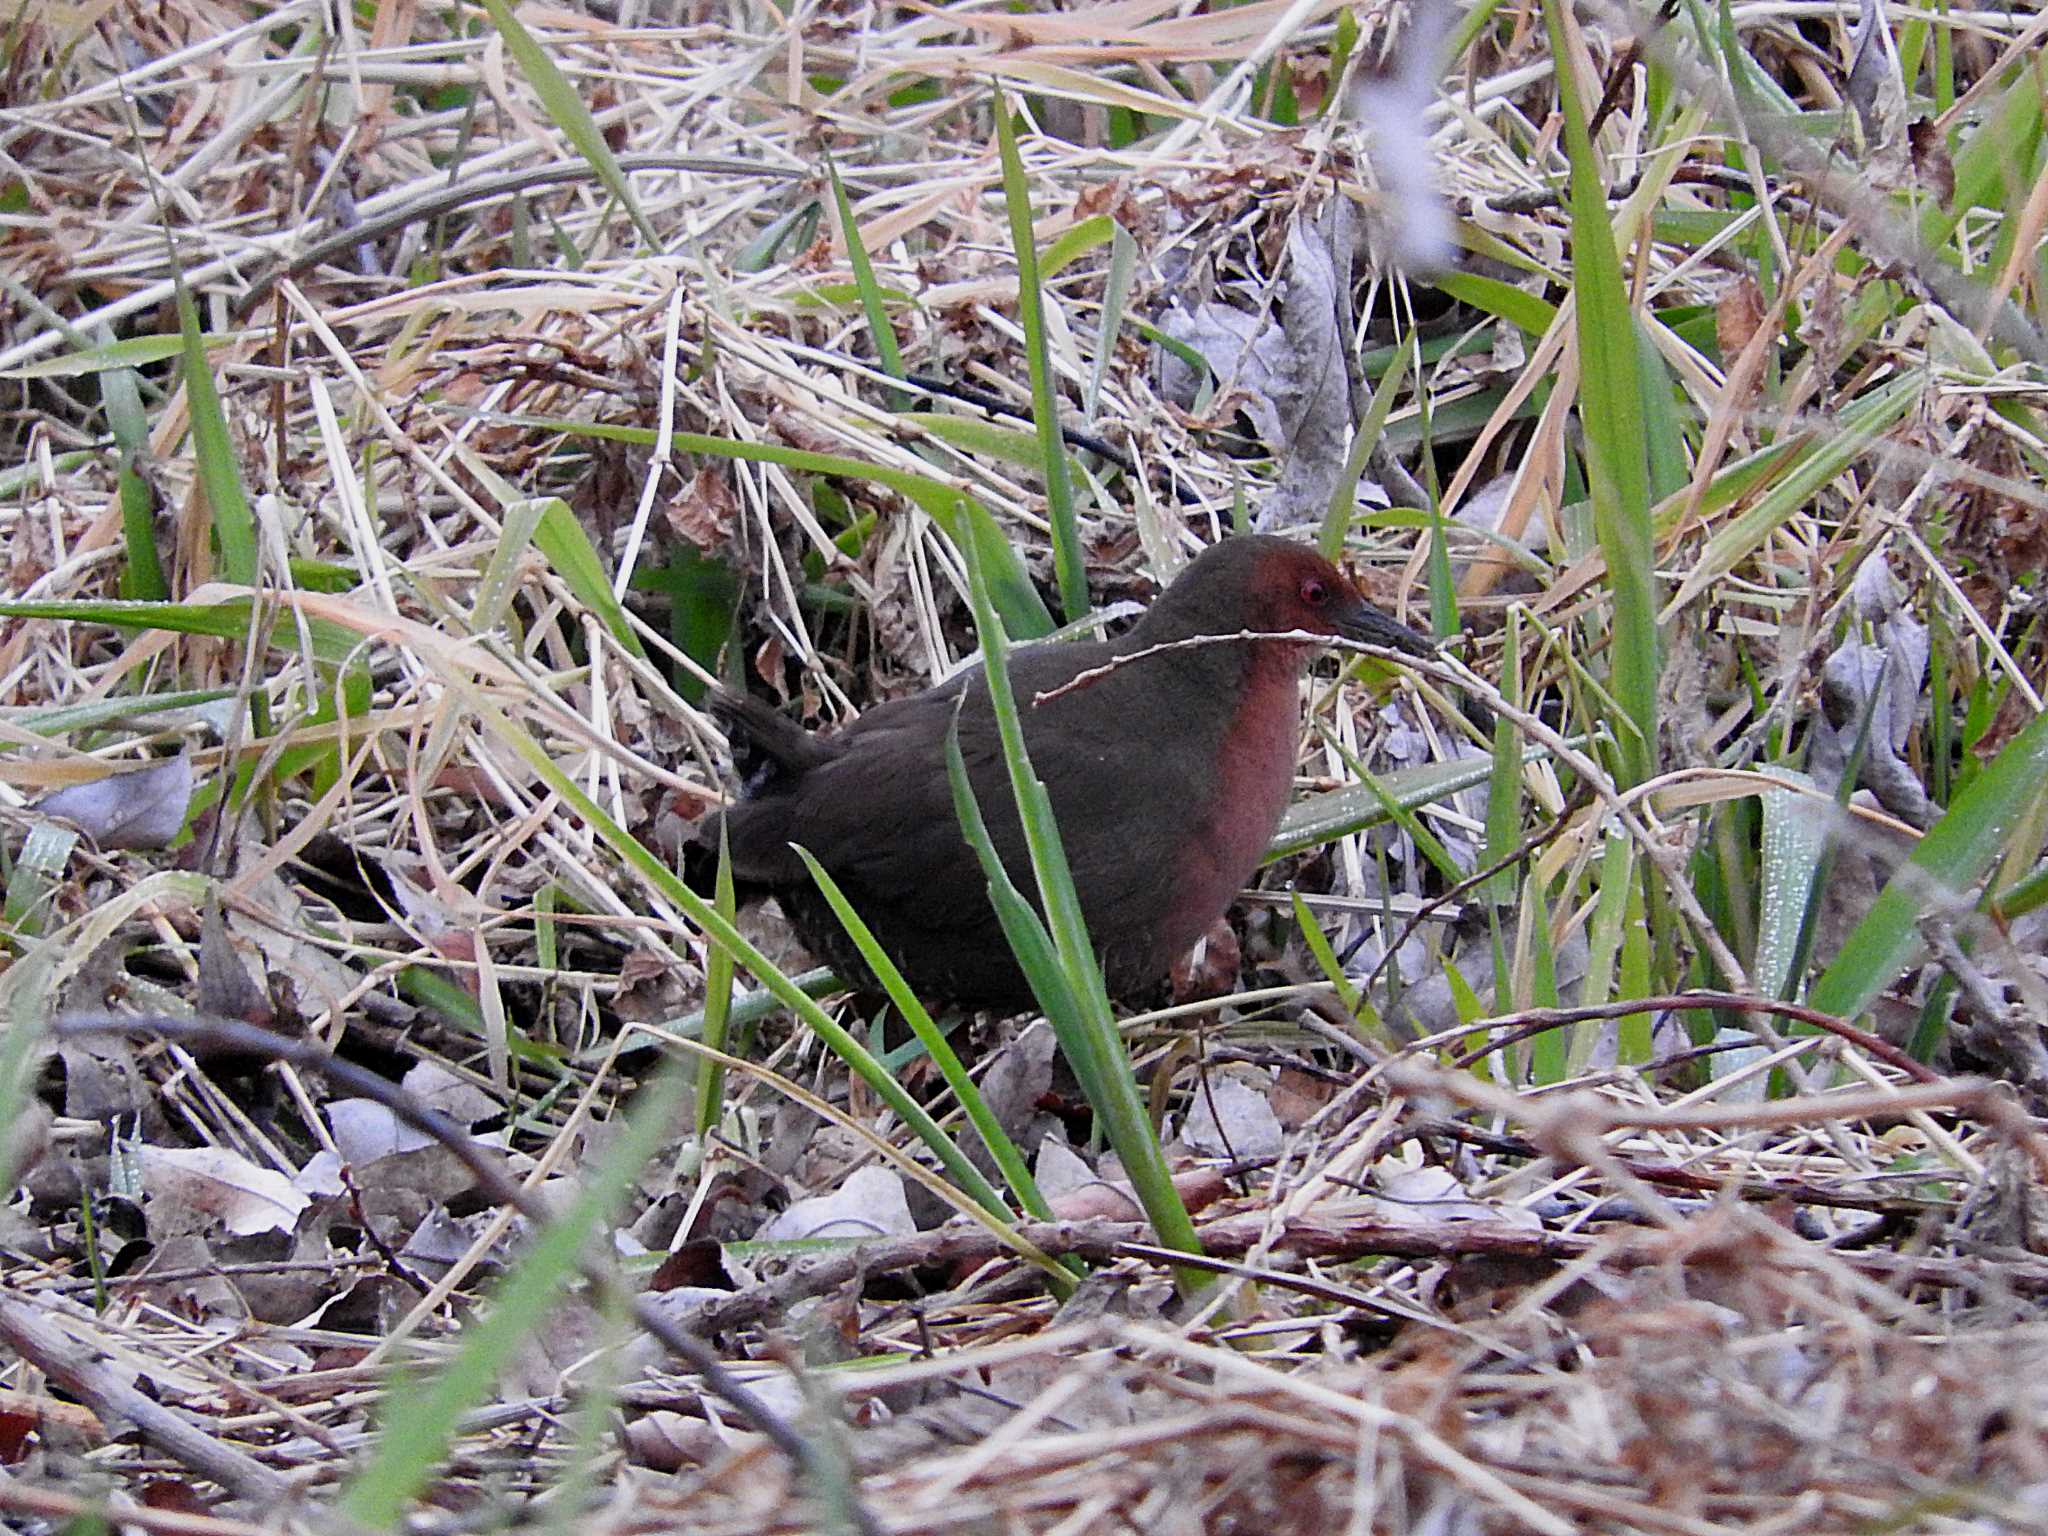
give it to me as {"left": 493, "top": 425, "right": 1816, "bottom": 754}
{"left": 1300, "top": 577, "right": 1329, "bottom": 606}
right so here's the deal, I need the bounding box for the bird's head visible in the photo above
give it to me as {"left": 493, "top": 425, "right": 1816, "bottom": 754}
{"left": 1141, "top": 535, "right": 1436, "bottom": 658}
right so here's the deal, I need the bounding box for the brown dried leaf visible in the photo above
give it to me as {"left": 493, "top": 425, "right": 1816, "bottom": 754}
{"left": 198, "top": 897, "right": 271, "bottom": 1027}
{"left": 665, "top": 465, "right": 739, "bottom": 552}
{"left": 752, "top": 632, "right": 785, "bottom": 691}
{"left": 1270, "top": 1065, "right": 1337, "bottom": 1129}
{"left": 624, "top": 1410, "right": 724, "bottom": 1472}
{"left": 1715, "top": 275, "right": 1767, "bottom": 366}
{"left": 1908, "top": 117, "right": 1957, "bottom": 207}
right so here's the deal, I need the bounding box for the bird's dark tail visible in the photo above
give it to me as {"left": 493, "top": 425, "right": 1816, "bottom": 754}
{"left": 681, "top": 821, "right": 723, "bottom": 900}
{"left": 706, "top": 686, "right": 835, "bottom": 797}
{"left": 683, "top": 688, "right": 837, "bottom": 902}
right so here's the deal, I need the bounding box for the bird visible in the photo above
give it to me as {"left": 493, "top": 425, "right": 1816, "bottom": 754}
{"left": 685, "top": 534, "right": 1437, "bottom": 1011}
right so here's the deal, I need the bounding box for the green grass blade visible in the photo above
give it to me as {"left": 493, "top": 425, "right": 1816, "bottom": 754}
{"left": 695, "top": 827, "right": 738, "bottom": 1137}
{"left": 993, "top": 91, "right": 1087, "bottom": 624}
{"left": 2, "top": 332, "right": 197, "bottom": 377}
{"left": 1546, "top": 0, "right": 1655, "bottom": 788}
{"left": 0, "top": 992, "right": 44, "bottom": 1195}
{"left": 1993, "top": 860, "right": 2048, "bottom": 922}
{"left": 1918, "top": 65, "right": 2043, "bottom": 252}
{"left": 826, "top": 155, "right": 908, "bottom": 406}
{"left": 1289, "top": 889, "right": 1361, "bottom": 1016}
{"left": 0, "top": 597, "right": 359, "bottom": 666}
{"left": 940, "top": 712, "right": 1104, "bottom": 1109}
{"left": 458, "top": 444, "right": 646, "bottom": 657}
{"left": 1481, "top": 622, "right": 1524, "bottom": 904}
{"left": 1809, "top": 709, "right": 2048, "bottom": 1026}
{"left": 1320, "top": 330, "right": 1414, "bottom": 561}
{"left": 1085, "top": 221, "right": 1136, "bottom": 423}
{"left": 1431, "top": 271, "right": 1559, "bottom": 338}
{"left": 175, "top": 280, "right": 256, "bottom": 587}
{"left": 1573, "top": 831, "right": 1637, "bottom": 1072}
{"left": 532, "top": 499, "right": 646, "bottom": 657}
{"left": 100, "top": 347, "right": 167, "bottom": 601}
{"left": 902, "top": 412, "right": 1087, "bottom": 476}
{"left": 2, "top": 822, "right": 74, "bottom": 944}
{"left": 0, "top": 688, "right": 234, "bottom": 742}
{"left": 470, "top": 494, "right": 551, "bottom": 634}
{"left": 793, "top": 847, "right": 1054, "bottom": 1226}
{"left": 1264, "top": 752, "right": 1506, "bottom": 862}
{"left": 1754, "top": 772, "right": 1828, "bottom": 1000}
{"left": 1521, "top": 874, "right": 1564, "bottom": 1082}
{"left": 949, "top": 517, "right": 1203, "bottom": 1276}
{"left": 1040, "top": 213, "right": 1115, "bottom": 278}
{"left": 475, "top": 0, "right": 659, "bottom": 247}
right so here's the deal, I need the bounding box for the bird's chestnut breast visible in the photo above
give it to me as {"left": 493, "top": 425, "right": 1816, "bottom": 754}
{"left": 1165, "top": 653, "right": 1303, "bottom": 952}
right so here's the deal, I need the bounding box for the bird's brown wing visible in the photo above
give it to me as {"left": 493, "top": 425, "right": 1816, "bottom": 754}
{"left": 756, "top": 680, "right": 988, "bottom": 899}
{"left": 802, "top": 645, "right": 1211, "bottom": 961}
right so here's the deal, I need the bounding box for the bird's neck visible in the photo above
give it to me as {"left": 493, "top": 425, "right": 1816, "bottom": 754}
{"left": 1116, "top": 610, "right": 1305, "bottom": 700}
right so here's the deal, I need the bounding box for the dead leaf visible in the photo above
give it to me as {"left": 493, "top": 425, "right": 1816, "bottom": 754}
{"left": 324, "top": 1098, "right": 437, "bottom": 1164}
{"left": 1810, "top": 558, "right": 1931, "bottom": 826}
{"left": 137, "top": 1144, "right": 309, "bottom": 1237}
{"left": 665, "top": 465, "right": 739, "bottom": 552}
{"left": 977, "top": 1021, "right": 1057, "bottom": 1145}
{"left": 1908, "top": 117, "right": 1955, "bottom": 207}
{"left": 1033, "top": 1137, "right": 1102, "bottom": 1203}
{"left": 1715, "top": 275, "right": 1768, "bottom": 369}
{"left": 31, "top": 753, "right": 192, "bottom": 851}
{"left": 401, "top": 1060, "right": 498, "bottom": 1125}
{"left": 625, "top": 1410, "right": 726, "bottom": 1472}
{"left": 752, "top": 632, "right": 785, "bottom": 691}
{"left": 1372, "top": 1163, "right": 1541, "bottom": 1229}
{"left": 383, "top": 865, "right": 480, "bottom": 974}
{"left": 758, "top": 1165, "right": 913, "bottom": 1241}
{"left": 229, "top": 863, "right": 370, "bottom": 1025}
{"left": 1180, "top": 1071, "right": 1284, "bottom": 1159}
{"left": 1045, "top": 1177, "right": 1144, "bottom": 1223}
{"left": 199, "top": 897, "right": 272, "bottom": 1027}
{"left": 1270, "top": 1066, "right": 1337, "bottom": 1129}
{"left": 1846, "top": 0, "right": 1907, "bottom": 152}
{"left": 1158, "top": 215, "right": 1367, "bottom": 532}
{"left": 399, "top": 1206, "right": 492, "bottom": 1276}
